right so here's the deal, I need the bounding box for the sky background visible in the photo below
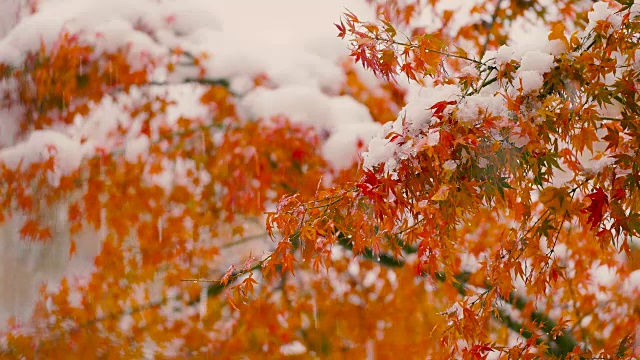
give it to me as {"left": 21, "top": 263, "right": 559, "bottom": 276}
{"left": 0, "top": 0, "right": 373, "bottom": 48}
{"left": 211, "top": 0, "right": 372, "bottom": 45}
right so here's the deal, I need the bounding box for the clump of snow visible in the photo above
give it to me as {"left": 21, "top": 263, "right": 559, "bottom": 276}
{"left": 587, "top": 1, "right": 621, "bottom": 33}
{"left": 322, "top": 123, "right": 379, "bottom": 169}
{"left": 622, "top": 270, "right": 640, "bottom": 296}
{"left": 405, "top": 85, "right": 460, "bottom": 131}
{"left": 364, "top": 134, "right": 401, "bottom": 172}
{"left": 0, "top": 0, "right": 213, "bottom": 66}
{"left": 0, "top": 0, "right": 22, "bottom": 39}
{"left": 185, "top": 30, "right": 346, "bottom": 94}
{"left": 509, "top": 126, "right": 531, "bottom": 148}
{"left": 118, "top": 314, "right": 134, "bottom": 334}
{"left": 67, "top": 289, "right": 84, "bottom": 308}
{"left": 242, "top": 86, "right": 380, "bottom": 169}
{"left": 546, "top": 39, "right": 567, "bottom": 56}
{"left": 459, "top": 252, "right": 481, "bottom": 273}
{"left": 280, "top": 340, "right": 307, "bottom": 356}
{"left": 444, "top": 302, "right": 464, "bottom": 323}
{"left": 363, "top": 85, "right": 460, "bottom": 172}
{"left": 269, "top": 52, "right": 345, "bottom": 94}
{"left": 363, "top": 267, "right": 381, "bottom": 288}
{"left": 513, "top": 51, "right": 555, "bottom": 93}
{"left": 457, "top": 92, "right": 507, "bottom": 127}
{"left": 124, "top": 135, "right": 150, "bottom": 163}
{"left": 519, "top": 51, "right": 554, "bottom": 73}
{"left": 0, "top": 130, "right": 82, "bottom": 186}
{"left": 329, "top": 95, "right": 375, "bottom": 127}
{"left": 0, "top": 107, "right": 22, "bottom": 148}
{"left": 519, "top": 71, "right": 544, "bottom": 93}
{"left": 242, "top": 86, "right": 375, "bottom": 129}
{"left": 495, "top": 45, "right": 516, "bottom": 64}
{"left": 580, "top": 155, "right": 615, "bottom": 178}
{"left": 426, "top": 129, "right": 440, "bottom": 146}
{"left": 494, "top": 15, "right": 570, "bottom": 63}
{"left": 443, "top": 160, "right": 457, "bottom": 171}
{"left": 153, "top": 84, "right": 209, "bottom": 126}
{"left": 242, "top": 86, "right": 332, "bottom": 127}
{"left": 590, "top": 264, "right": 617, "bottom": 287}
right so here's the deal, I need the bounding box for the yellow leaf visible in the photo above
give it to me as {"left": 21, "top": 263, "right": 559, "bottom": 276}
{"left": 548, "top": 22, "right": 569, "bottom": 50}
{"left": 538, "top": 186, "right": 558, "bottom": 206}
{"left": 431, "top": 185, "right": 449, "bottom": 201}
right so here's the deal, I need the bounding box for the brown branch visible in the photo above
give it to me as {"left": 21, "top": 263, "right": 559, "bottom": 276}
{"left": 481, "top": 0, "right": 505, "bottom": 58}
{"left": 376, "top": 37, "right": 488, "bottom": 67}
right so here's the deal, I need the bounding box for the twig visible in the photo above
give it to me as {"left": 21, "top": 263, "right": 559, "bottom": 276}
{"left": 481, "top": 0, "right": 505, "bottom": 59}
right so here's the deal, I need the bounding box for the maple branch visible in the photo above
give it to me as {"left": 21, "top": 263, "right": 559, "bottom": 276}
{"left": 501, "top": 291, "right": 578, "bottom": 357}
{"left": 379, "top": 37, "right": 488, "bottom": 67}
{"left": 147, "top": 77, "right": 234, "bottom": 94}
{"left": 39, "top": 250, "right": 271, "bottom": 343}
{"left": 494, "top": 306, "right": 540, "bottom": 345}
{"left": 337, "top": 236, "right": 406, "bottom": 268}
{"left": 184, "top": 256, "right": 270, "bottom": 305}
{"left": 220, "top": 232, "right": 269, "bottom": 249}
{"left": 334, "top": 233, "right": 578, "bottom": 357}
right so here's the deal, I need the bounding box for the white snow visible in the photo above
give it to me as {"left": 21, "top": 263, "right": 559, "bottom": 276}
{"left": 587, "top": 1, "right": 621, "bottom": 33}
{"left": 0, "top": 130, "right": 83, "bottom": 187}
{"left": 0, "top": 106, "right": 23, "bottom": 148}
{"left": 519, "top": 70, "right": 544, "bottom": 93}
{"left": 457, "top": 92, "right": 507, "bottom": 127}
{"left": 0, "top": 0, "right": 22, "bottom": 39}
{"left": 0, "top": 0, "right": 191, "bottom": 66}
{"left": 280, "top": 340, "right": 307, "bottom": 356}
{"left": 364, "top": 135, "right": 400, "bottom": 171}
{"left": 0, "top": 0, "right": 384, "bottom": 175}
{"left": 514, "top": 51, "right": 555, "bottom": 93}
{"left": 363, "top": 85, "right": 460, "bottom": 171}
{"left": 622, "top": 270, "right": 640, "bottom": 296}
{"left": 124, "top": 135, "right": 150, "bottom": 163}
{"left": 443, "top": 160, "right": 457, "bottom": 171}
{"left": 519, "top": 51, "right": 555, "bottom": 73}
{"left": 322, "top": 122, "right": 379, "bottom": 169}
{"left": 495, "top": 45, "right": 516, "bottom": 64}
{"left": 1, "top": 0, "right": 635, "bottom": 351}
{"left": 242, "top": 86, "right": 380, "bottom": 169}
{"left": 0, "top": 0, "right": 382, "bottom": 327}
{"left": 459, "top": 253, "right": 481, "bottom": 273}
{"left": 242, "top": 87, "right": 334, "bottom": 127}
{"left": 67, "top": 289, "right": 84, "bottom": 308}
{"left": 426, "top": 129, "right": 440, "bottom": 146}
{"left": 591, "top": 264, "right": 617, "bottom": 287}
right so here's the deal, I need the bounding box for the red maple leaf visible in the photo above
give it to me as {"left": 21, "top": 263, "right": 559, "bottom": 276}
{"left": 429, "top": 100, "right": 457, "bottom": 120}
{"left": 581, "top": 187, "right": 608, "bottom": 229}
{"left": 357, "top": 170, "right": 382, "bottom": 202}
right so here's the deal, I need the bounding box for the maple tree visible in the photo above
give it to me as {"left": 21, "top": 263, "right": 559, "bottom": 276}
{"left": 1, "top": 0, "right": 640, "bottom": 358}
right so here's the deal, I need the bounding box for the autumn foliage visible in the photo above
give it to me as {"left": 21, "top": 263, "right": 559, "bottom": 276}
{"left": 1, "top": 0, "right": 640, "bottom": 359}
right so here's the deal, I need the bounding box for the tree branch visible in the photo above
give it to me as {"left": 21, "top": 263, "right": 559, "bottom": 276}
{"left": 335, "top": 233, "right": 578, "bottom": 357}
{"left": 480, "top": 0, "right": 505, "bottom": 58}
